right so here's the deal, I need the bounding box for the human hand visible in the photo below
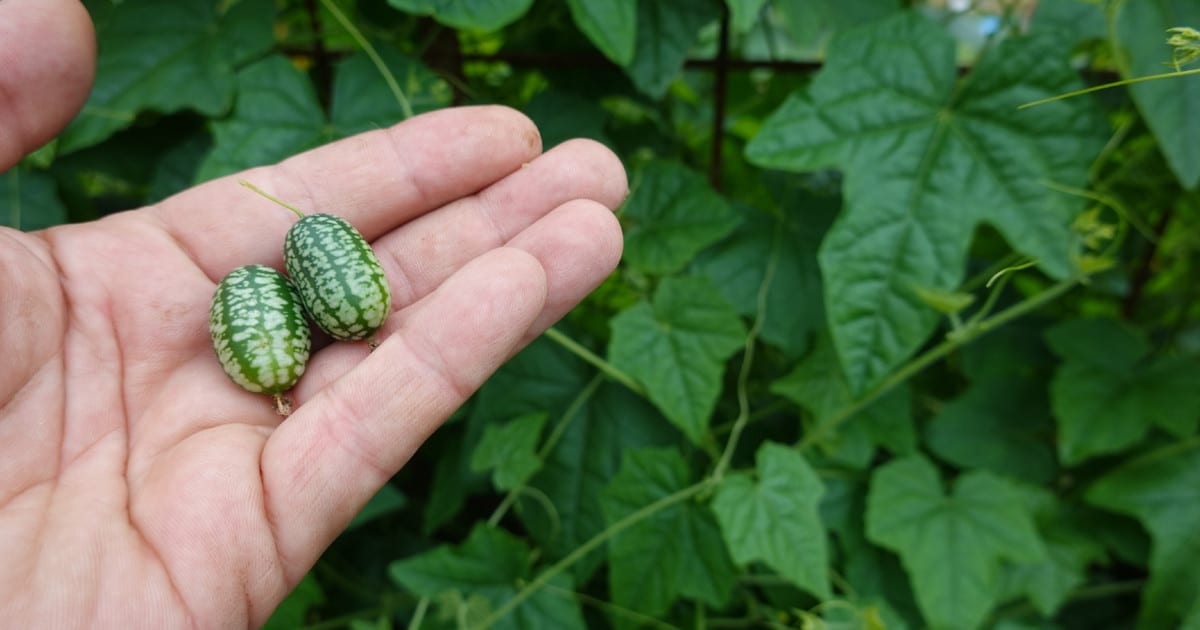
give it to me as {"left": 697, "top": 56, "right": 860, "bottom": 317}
{"left": 0, "top": 1, "right": 626, "bottom": 627}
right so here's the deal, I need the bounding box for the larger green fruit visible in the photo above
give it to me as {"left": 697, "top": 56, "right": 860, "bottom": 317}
{"left": 284, "top": 213, "right": 392, "bottom": 341}
{"left": 209, "top": 265, "right": 312, "bottom": 397}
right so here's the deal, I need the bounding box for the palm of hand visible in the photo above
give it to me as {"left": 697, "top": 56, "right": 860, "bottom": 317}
{"left": 1, "top": 81, "right": 624, "bottom": 630}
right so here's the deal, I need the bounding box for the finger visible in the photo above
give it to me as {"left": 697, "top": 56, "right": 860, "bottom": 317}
{"left": 0, "top": 0, "right": 95, "bottom": 171}
{"left": 371, "top": 138, "right": 627, "bottom": 309}
{"left": 260, "top": 247, "right": 547, "bottom": 580}
{"left": 291, "top": 198, "right": 622, "bottom": 398}
{"left": 152, "top": 106, "right": 542, "bottom": 281}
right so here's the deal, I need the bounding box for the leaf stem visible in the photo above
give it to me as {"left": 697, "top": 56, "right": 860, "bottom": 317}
{"left": 543, "top": 327, "right": 645, "bottom": 396}
{"left": 471, "top": 480, "right": 714, "bottom": 629}
{"left": 800, "top": 276, "right": 1081, "bottom": 449}
{"left": 239, "top": 180, "right": 306, "bottom": 218}
{"left": 1018, "top": 67, "right": 1200, "bottom": 109}
{"left": 317, "top": 0, "right": 414, "bottom": 119}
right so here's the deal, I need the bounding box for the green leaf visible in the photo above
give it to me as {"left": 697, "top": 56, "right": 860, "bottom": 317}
{"left": 147, "top": 132, "right": 212, "bottom": 203}
{"left": 624, "top": 0, "right": 721, "bottom": 98}
{"left": 866, "top": 455, "right": 1045, "bottom": 630}
{"left": 470, "top": 412, "right": 549, "bottom": 491}
{"left": 924, "top": 377, "right": 1057, "bottom": 484}
{"left": 520, "top": 382, "right": 677, "bottom": 583}
{"left": 601, "top": 447, "right": 736, "bottom": 623}
{"left": 608, "top": 276, "right": 747, "bottom": 443}
{"left": 1112, "top": 0, "right": 1200, "bottom": 189}
{"left": 1048, "top": 318, "right": 1200, "bottom": 464}
{"left": 712, "top": 442, "right": 831, "bottom": 598}
{"left": 1088, "top": 441, "right": 1200, "bottom": 629}
{"left": 0, "top": 167, "right": 67, "bottom": 230}
{"left": 746, "top": 11, "right": 1105, "bottom": 393}
{"left": 693, "top": 190, "right": 836, "bottom": 358}
{"left": 195, "top": 55, "right": 329, "bottom": 183}
{"left": 389, "top": 525, "right": 584, "bottom": 630}
{"left": 622, "top": 160, "right": 741, "bottom": 275}
{"left": 771, "top": 336, "right": 915, "bottom": 466}
{"left": 261, "top": 573, "right": 324, "bottom": 630}
{"left": 59, "top": 0, "right": 274, "bottom": 153}
{"left": 386, "top": 0, "right": 533, "bottom": 30}
{"left": 566, "top": 0, "right": 637, "bottom": 65}
{"left": 330, "top": 47, "right": 453, "bottom": 136}
{"left": 774, "top": 0, "right": 900, "bottom": 51}
{"left": 523, "top": 89, "right": 612, "bottom": 150}
{"left": 727, "top": 0, "right": 769, "bottom": 33}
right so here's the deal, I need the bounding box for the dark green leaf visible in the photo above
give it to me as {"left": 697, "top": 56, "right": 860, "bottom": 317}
{"left": 622, "top": 160, "right": 741, "bottom": 275}
{"left": 261, "top": 573, "right": 324, "bottom": 630}
{"left": 389, "top": 525, "right": 584, "bottom": 630}
{"left": 624, "top": 0, "right": 720, "bottom": 98}
{"left": 601, "top": 447, "right": 736, "bottom": 623}
{"left": 1048, "top": 318, "right": 1200, "bottom": 464}
{"left": 1088, "top": 441, "right": 1200, "bottom": 629}
{"left": 523, "top": 89, "right": 612, "bottom": 150}
{"left": 470, "top": 412, "right": 548, "bottom": 491}
{"left": 0, "top": 167, "right": 67, "bottom": 230}
{"left": 608, "top": 276, "right": 747, "bottom": 443}
{"left": 519, "top": 382, "right": 677, "bottom": 583}
{"left": 924, "top": 377, "right": 1057, "bottom": 484}
{"left": 566, "top": 0, "right": 637, "bottom": 65}
{"left": 746, "top": 11, "right": 1105, "bottom": 393}
{"left": 386, "top": 0, "right": 534, "bottom": 30}
{"left": 347, "top": 483, "right": 407, "bottom": 530}
{"left": 59, "top": 0, "right": 274, "bottom": 153}
{"left": 772, "top": 336, "right": 915, "bottom": 466}
{"left": 727, "top": 0, "right": 769, "bottom": 33}
{"left": 712, "top": 442, "right": 831, "bottom": 598}
{"left": 147, "top": 132, "right": 212, "bottom": 203}
{"left": 195, "top": 55, "right": 328, "bottom": 183}
{"left": 1112, "top": 0, "right": 1200, "bottom": 188}
{"left": 866, "top": 455, "right": 1045, "bottom": 630}
{"left": 330, "top": 47, "right": 452, "bottom": 137}
{"left": 774, "top": 0, "right": 900, "bottom": 51}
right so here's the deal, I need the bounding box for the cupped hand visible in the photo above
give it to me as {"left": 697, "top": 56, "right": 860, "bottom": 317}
{"left": 0, "top": 1, "right": 626, "bottom": 627}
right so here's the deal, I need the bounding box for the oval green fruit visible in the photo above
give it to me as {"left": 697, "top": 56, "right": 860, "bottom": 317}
{"left": 284, "top": 213, "right": 392, "bottom": 341}
{"left": 209, "top": 265, "right": 312, "bottom": 397}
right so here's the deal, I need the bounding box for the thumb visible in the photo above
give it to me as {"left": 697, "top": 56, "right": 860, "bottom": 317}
{"left": 0, "top": 0, "right": 96, "bottom": 171}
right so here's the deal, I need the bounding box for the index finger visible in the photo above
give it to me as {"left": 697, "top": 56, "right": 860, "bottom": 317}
{"left": 152, "top": 105, "right": 542, "bottom": 282}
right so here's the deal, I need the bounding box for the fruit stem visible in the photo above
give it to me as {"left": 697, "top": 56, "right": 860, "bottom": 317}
{"left": 239, "top": 180, "right": 307, "bottom": 218}
{"left": 273, "top": 393, "right": 294, "bottom": 416}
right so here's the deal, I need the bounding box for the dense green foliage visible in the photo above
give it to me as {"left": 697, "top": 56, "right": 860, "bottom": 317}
{"left": 6, "top": 0, "right": 1200, "bottom": 628}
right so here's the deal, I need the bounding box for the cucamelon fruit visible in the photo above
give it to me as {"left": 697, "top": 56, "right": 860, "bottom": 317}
{"left": 240, "top": 180, "right": 392, "bottom": 345}
{"left": 209, "top": 264, "right": 312, "bottom": 415}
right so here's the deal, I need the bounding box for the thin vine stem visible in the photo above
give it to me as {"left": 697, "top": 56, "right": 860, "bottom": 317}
{"left": 799, "top": 275, "right": 1081, "bottom": 450}
{"left": 542, "top": 327, "right": 645, "bottom": 396}
{"left": 1018, "top": 67, "right": 1200, "bottom": 109}
{"left": 317, "top": 0, "right": 414, "bottom": 119}
{"left": 471, "top": 480, "right": 714, "bottom": 629}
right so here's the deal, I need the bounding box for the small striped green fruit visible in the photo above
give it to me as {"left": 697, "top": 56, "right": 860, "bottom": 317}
{"left": 284, "top": 214, "right": 392, "bottom": 342}
{"left": 209, "top": 265, "right": 312, "bottom": 411}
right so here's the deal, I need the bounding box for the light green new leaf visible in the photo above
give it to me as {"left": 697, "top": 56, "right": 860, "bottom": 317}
{"left": 566, "top": 0, "right": 637, "bottom": 65}
{"left": 608, "top": 276, "right": 747, "bottom": 443}
{"left": 746, "top": 11, "right": 1105, "bottom": 393}
{"left": 727, "top": 0, "right": 769, "bottom": 33}
{"left": 1088, "top": 441, "right": 1200, "bottom": 629}
{"left": 622, "top": 160, "right": 741, "bottom": 275}
{"left": 772, "top": 335, "right": 915, "bottom": 466}
{"left": 1111, "top": 0, "right": 1200, "bottom": 189}
{"left": 520, "top": 383, "right": 677, "bottom": 583}
{"left": 386, "top": 0, "right": 533, "bottom": 30}
{"left": 331, "top": 47, "right": 452, "bottom": 137}
{"left": 602, "top": 448, "right": 736, "bottom": 624}
{"left": 866, "top": 455, "right": 1045, "bottom": 630}
{"left": 712, "top": 442, "right": 831, "bottom": 598}
{"left": 389, "top": 525, "right": 584, "bottom": 630}
{"left": 470, "top": 412, "right": 548, "bottom": 491}
{"left": 624, "top": 0, "right": 720, "bottom": 98}
{"left": 194, "top": 55, "right": 329, "bottom": 183}
{"left": 59, "top": 0, "right": 274, "bottom": 154}
{"left": 1048, "top": 318, "right": 1200, "bottom": 464}
{"left": 0, "top": 167, "right": 68, "bottom": 230}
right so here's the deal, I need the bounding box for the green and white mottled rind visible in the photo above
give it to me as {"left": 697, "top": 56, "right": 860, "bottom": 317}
{"left": 209, "top": 265, "right": 312, "bottom": 394}
{"left": 284, "top": 213, "right": 391, "bottom": 341}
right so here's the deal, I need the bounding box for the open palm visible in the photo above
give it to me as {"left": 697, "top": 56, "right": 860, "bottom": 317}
{"left": 0, "top": 2, "right": 626, "bottom": 627}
